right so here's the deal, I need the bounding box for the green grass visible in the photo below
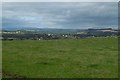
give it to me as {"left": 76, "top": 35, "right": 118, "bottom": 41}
{"left": 2, "top": 37, "right": 118, "bottom": 78}
{"left": 0, "top": 40, "right": 2, "bottom": 79}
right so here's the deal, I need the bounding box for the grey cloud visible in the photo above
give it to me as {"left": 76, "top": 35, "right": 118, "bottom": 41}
{"left": 2, "top": 0, "right": 119, "bottom": 2}
{"left": 2, "top": 2, "right": 118, "bottom": 29}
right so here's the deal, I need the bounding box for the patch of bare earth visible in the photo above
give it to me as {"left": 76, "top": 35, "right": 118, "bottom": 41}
{"left": 2, "top": 71, "right": 27, "bottom": 78}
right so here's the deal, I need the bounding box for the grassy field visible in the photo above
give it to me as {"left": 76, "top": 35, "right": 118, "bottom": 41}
{"left": 0, "top": 40, "right": 2, "bottom": 79}
{"left": 2, "top": 37, "right": 118, "bottom": 78}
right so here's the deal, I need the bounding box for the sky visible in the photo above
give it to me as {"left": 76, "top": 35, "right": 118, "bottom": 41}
{"left": 2, "top": 2, "right": 118, "bottom": 29}
{"left": 2, "top": 0, "right": 120, "bottom": 2}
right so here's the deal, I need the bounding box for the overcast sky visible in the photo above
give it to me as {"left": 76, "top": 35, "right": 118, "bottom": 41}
{"left": 2, "top": 2, "right": 118, "bottom": 29}
{"left": 2, "top": 0, "right": 119, "bottom": 2}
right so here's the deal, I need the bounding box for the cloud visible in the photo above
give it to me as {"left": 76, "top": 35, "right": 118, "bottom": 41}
{"left": 2, "top": 2, "right": 118, "bottom": 29}
{"left": 2, "top": 0, "right": 119, "bottom": 2}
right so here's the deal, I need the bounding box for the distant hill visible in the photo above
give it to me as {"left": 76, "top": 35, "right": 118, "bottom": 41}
{"left": 2, "top": 27, "right": 87, "bottom": 34}
{"left": 2, "top": 27, "right": 118, "bottom": 34}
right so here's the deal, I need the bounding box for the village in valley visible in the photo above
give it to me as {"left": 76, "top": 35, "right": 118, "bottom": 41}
{"left": 0, "top": 28, "right": 119, "bottom": 40}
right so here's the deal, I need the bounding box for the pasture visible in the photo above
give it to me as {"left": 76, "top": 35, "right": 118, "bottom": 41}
{"left": 2, "top": 37, "right": 118, "bottom": 78}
